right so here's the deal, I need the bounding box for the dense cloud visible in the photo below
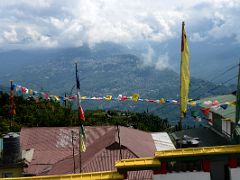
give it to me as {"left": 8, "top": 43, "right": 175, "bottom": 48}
{"left": 0, "top": 0, "right": 239, "bottom": 72}
{"left": 0, "top": 0, "right": 239, "bottom": 50}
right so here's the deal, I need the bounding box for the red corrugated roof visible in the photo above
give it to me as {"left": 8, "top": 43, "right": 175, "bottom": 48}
{"left": 20, "top": 126, "right": 156, "bottom": 177}
{"left": 48, "top": 148, "right": 136, "bottom": 175}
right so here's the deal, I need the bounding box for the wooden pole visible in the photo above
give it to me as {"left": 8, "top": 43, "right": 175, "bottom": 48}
{"left": 116, "top": 124, "right": 122, "bottom": 160}
{"left": 75, "top": 62, "right": 82, "bottom": 173}
{"left": 9, "top": 80, "right": 13, "bottom": 131}
{"left": 71, "top": 130, "right": 76, "bottom": 174}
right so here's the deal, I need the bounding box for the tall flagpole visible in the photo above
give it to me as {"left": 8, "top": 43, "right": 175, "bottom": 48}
{"left": 75, "top": 62, "right": 82, "bottom": 173}
{"left": 71, "top": 130, "right": 76, "bottom": 174}
{"left": 9, "top": 80, "right": 15, "bottom": 131}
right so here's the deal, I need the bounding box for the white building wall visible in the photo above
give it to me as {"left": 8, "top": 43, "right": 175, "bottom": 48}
{"left": 153, "top": 172, "right": 211, "bottom": 180}
{"left": 222, "top": 119, "right": 231, "bottom": 137}
{"left": 229, "top": 167, "right": 240, "bottom": 180}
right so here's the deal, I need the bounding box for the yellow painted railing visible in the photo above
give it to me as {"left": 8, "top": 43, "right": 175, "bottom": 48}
{"left": 3, "top": 145, "right": 240, "bottom": 179}
{"left": 0, "top": 171, "right": 123, "bottom": 180}
{"left": 155, "top": 144, "right": 240, "bottom": 158}
{"left": 116, "top": 157, "right": 160, "bottom": 169}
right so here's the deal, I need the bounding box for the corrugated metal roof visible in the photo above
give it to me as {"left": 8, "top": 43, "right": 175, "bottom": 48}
{"left": 196, "top": 94, "right": 236, "bottom": 122}
{"left": 20, "top": 126, "right": 157, "bottom": 177}
{"left": 48, "top": 148, "right": 136, "bottom": 175}
{"left": 128, "top": 170, "right": 153, "bottom": 180}
{"left": 118, "top": 126, "right": 156, "bottom": 157}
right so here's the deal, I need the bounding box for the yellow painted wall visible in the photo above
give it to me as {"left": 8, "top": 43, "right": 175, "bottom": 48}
{"left": 0, "top": 171, "right": 123, "bottom": 180}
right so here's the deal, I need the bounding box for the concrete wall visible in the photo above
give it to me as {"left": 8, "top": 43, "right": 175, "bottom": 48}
{"left": 210, "top": 160, "right": 227, "bottom": 180}
{"left": 229, "top": 167, "right": 240, "bottom": 180}
{"left": 153, "top": 172, "right": 210, "bottom": 180}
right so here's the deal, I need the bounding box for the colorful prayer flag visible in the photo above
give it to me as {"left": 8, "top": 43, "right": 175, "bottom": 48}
{"left": 131, "top": 93, "right": 140, "bottom": 102}
{"left": 21, "top": 87, "right": 27, "bottom": 93}
{"left": 180, "top": 21, "right": 190, "bottom": 118}
{"left": 54, "top": 96, "right": 60, "bottom": 101}
{"left": 79, "top": 105, "right": 85, "bottom": 121}
{"left": 190, "top": 101, "right": 197, "bottom": 106}
{"left": 160, "top": 98, "right": 165, "bottom": 104}
{"left": 79, "top": 125, "right": 86, "bottom": 152}
{"left": 212, "top": 100, "right": 219, "bottom": 106}
{"left": 201, "top": 108, "right": 211, "bottom": 116}
{"left": 104, "top": 95, "right": 112, "bottom": 100}
{"left": 191, "top": 110, "right": 199, "bottom": 118}
{"left": 29, "top": 89, "right": 33, "bottom": 95}
{"left": 220, "top": 103, "right": 229, "bottom": 110}
{"left": 121, "top": 96, "right": 128, "bottom": 101}
{"left": 81, "top": 96, "right": 87, "bottom": 100}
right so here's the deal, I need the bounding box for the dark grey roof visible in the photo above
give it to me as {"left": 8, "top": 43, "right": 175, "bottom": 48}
{"left": 170, "top": 127, "right": 231, "bottom": 147}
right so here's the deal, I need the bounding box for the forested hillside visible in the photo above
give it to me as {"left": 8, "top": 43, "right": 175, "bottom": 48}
{"left": 0, "top": 92, "right": 171, "bottom": 135}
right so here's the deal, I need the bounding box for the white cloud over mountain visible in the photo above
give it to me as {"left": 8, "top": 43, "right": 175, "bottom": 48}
{"left": 0, "top": 0, "right": 240, "bottom": 49}
{"left": 141, "top": 46, "right": 171, "bottom": 71}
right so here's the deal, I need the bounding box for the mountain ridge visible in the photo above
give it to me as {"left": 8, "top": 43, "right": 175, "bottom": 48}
{"left": 0, "top": 44, "right": 236, "bottom": 123}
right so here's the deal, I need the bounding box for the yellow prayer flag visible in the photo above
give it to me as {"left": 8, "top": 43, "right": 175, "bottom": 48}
{"left": 180, "top": 22, "right": 190, "bottom": 118}
{"left": 104, "top": 95, "right": 112, "bottom": 100}
{"left": 81, "top": 96, "right": 87, "bottom": 100}
{"left": 29, "top": 89, "right": 33, "bottom": 95}
{"left": 132, "top": 93, "right": 140, "bottom": 102}
{"left": 79, "top": 134, "right": 86, "bottom": 152}
{"left": 54, "top": 96, "right": 60, "bottom": 101}
{"left": 190, "top": 102, "right": 196, "bottom": 106}
{"left": 229, "top": 101, "right": 236, "bottom": 106}
{"left": 160, "top": 98, "right": 165, "bottom": 104}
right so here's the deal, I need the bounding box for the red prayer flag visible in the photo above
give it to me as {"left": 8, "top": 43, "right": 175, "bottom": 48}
{"left": 21, "top": 87, "right": 27, "bottom": 93}
{"left": 79, "top": 105, "right": 85, "bottom": 121}
{"left": 201, "top": 108, "right": 211, "bottom": 116}
{"left": 147, "top": 99, "right": 156, "bottom": 102}
{"left": 120, "top": 96, "right": 128, "bottom": 101}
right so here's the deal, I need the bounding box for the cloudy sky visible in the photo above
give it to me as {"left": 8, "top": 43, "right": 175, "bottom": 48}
{"left": 0, "top": 0, "right": 240, "bottom": 49}
{"left": 0, "top": 0, "right": 240, "bottom": 79}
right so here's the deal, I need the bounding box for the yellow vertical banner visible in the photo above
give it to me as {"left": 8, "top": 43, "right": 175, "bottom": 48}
{"left": 180, "top": 22, "right": 190, "bottom": 118}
